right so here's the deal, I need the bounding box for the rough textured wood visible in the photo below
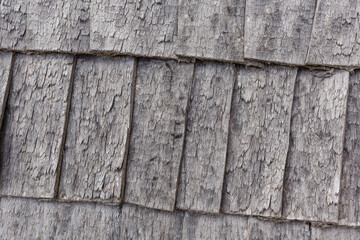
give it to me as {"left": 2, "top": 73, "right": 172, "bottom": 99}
{"left": 176, "top": 0, "right": 245, "bottom": 63}
{"left": 0, "top": 197, "right": 121, "bottom": 240}
{"left": 120, "top": 204, "right": 183, "bottom": 240}
{"left": 307, "top": 0, "right": 360, "bottom": 67}
{"left": 223, "top": 66, "right": 297, "bottom": 217}
{"left": 312, "top": 226, "right": 360, "bottom": 240}
{"left": 0, "top": 52, "right": 13, "bottom": 126}
{"left": 283, "top": 69, "right": 349, "bottom": 222}
{"left": 244, "top": 0, "right": 316, "bottom": 65}
{"left": 90, "top": 0, "right": 177, "bottom": 58}
{"left": 58, "top": 56, "right": 135, "bottom": 203}
{"left": 125, "top": 59, "right": 194, "bottom": 211}
{"left": 0, "top": 0, "right": 27, "bottom": 49}
{"left": 26, "top": 0, "right": 90, "bottom": 52}
{"left": 339, "top": 70, "right": 360, "bottom": 226}
{"left": 0, "top": 53, "right": 73, "bottom": 198}
{"left": 177, "top": 61, "right": 235, "bottom": 213}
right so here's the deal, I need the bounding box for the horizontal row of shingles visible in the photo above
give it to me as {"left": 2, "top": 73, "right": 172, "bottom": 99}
{"left": 1, "top": 0, "right": 359, "bottom": 67}
{"left": 0, "top": 52, "right": 358, "bottom": 224}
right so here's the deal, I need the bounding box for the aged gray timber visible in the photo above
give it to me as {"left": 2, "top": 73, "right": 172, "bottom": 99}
{"left": 223, "top": 66, "right": 297, "bottom": 217}
{"left": 176, "top": 0, "right": 245, "bottom": 63}
{"left": 90, "top": 0, "right": 177, "bottom": 58}
{"left": 125, "top": 59, "right": 194, "bottom": 211}
{"left": 0, "top": 52, "right": 12, "bottom": 127}
{"left": 177, "top": 61, "right": 235, "bottom": 213}
{"left": 58, "top": 56, "right": 135, "bottom": 203}
{"left": 244, "top": 0, "right": 316, "bottom": 65}
{"left": 0, "top": 197, "right": 121, "bottom": 239}
{"left": 312, "top": 225, "right": 360, "bottom": 240}
{"left": 0, "top": 0, "right": 27, "bottom": 49}
{"left": 339, "top": 70, "right": 360, "bottom": 226}
{"left": 306, "top": 0, "right": 360, "bottom": 67}
{"left": 283, "top": 69, "right": 349, "bottom": 222}
{"left": 120, "top": 204, "right": 183, "bottom": 240}
{"left": 26, "top": 0, "right": 90, "bottom": 52}
{"left": 0, "top": 53, "right": 73, "bottom": 198}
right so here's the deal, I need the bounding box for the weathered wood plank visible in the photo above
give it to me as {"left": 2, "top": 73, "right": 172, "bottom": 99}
{"left": 0, "top": 0, "right": 27, "bottom": 49}
{"left": 176, "top": 61, "right": 235, "bottom": 213}
{"left": 339, "top": 70, "right": 360, "bottom": 226}
{"left": 58, "top": 56, "right": 135, "bottom": 203}
{"left": 0, "top": 197, "right": 121, "bottom": 240}
{"left": 244, "top": 0, "right": 316, "bottom": 65}
{"left": 282, "top": 69, "right": 349, "bottom": 222}
{"left": 0, "top": 53, "right": 73, "bottom": 198}
{"left": 120, "top": 204, "right": 183, "bottom": 240}
{"left": 90, "top": 0, "right": 177, "bottom": 58}
{"left": 124, "top": 59, "right": 194, "bottom": 211}
{"left": 223, "top": 66, "right": 297, "bottom": 217}
{"left": 306, "top": 0, "right": 360, "bottom": 67}
{"left": 0, "top": 52, "right": 13, "bottom": 127}
{"left": 176, "top": 0, "right": 245, "bottom": 63}
{"left": 312, "top": 225, "right": 360, "bottom": 240}
{"left": 26, "top": 0, "right": 90, "bottom": 52}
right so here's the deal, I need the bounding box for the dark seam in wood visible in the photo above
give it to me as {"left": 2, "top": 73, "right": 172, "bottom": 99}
{"left": 304, "top": 0, "right": 319, "bottom": 64}
{"left": 53, "top": 55, "right": 78, "bottom": 199}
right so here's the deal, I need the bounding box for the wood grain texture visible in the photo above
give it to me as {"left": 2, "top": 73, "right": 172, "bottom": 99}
{"left": 176, "top": 0, "right": 245, "bottom": 63}
{"left": 307, "top": 0, "right": 360, "bottom": 67}
{"left": 244, "top": 0, "right": 316, "bottom": 65}
{"left": 223, "top": 66, "right": 297, "bottom": 217}
{"left": 177, "top": 61, "right": 235, "bottom": 213}
{"left": 0, "top": 197, "right": 121, "bottom": 240}
{"left": 90, "top": 0, "right": 177, "bottom": 58}
{"left": 312, "top": 225, "right": 360, "bottom": 240}
{"left": 58, "top": 56, "right": 135, "bottom": 203}
{"left": 0, "top": 53, "right": 73, "bottom": 198}
{"left": 0, "top": 0, "right": 27, "bottom": 49}
{"left": 120, "top": 204, "right": 184, "bottom": 240}
{"left": 0, "top": 52, "right": 13, "bottom": 127}
{"left": 339, "top": 70, "right": 360, "bottom": 226}
{"left": 26, "top": 0, "right": 90, "bottom": 52}
{"left": 283, "top": 69, "right": 349, "bottom": 222}
{"left": 124, "top": 59, "right": 194, "bottom": 211}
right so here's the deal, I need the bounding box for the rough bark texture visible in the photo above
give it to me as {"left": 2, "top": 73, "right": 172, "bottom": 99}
{"left": 312, "top": 226, "right": 360, "bottom": 240}
{"left": 176, "top": 0, "right": 245, "bottom": 63}
{"left": 0, "top": 0, "right": 27, "bottom": 49}
{"left": 0, "top": 53, "right": 73, "bottom": 198}
{"left": 177, "top": 61, "right": 235, "bottom": 213}
{"left": 339, "top": 70, "right": 360, "bottom": 226}
{"left": 283, "top": 69, "right": 349, "bottom": 222}
{"left": 307, "top": 0, "right": 360, "bottom": 67}
{"left": 223, "top": 66, "right": 297, "bottom": 217}
{"left": 0, "top": 52, "right": 12, "bottom": 127}
{"left": 0, "top": 197, "right": 121, "bottom": 240}
{"left": 125, "top": 59, "right": 194, "bottom": 211}
{"left": 120, "top": 204, "right": 184, "bottom": 240}
{"left": 58, "top": 56, "right": 135, "bottom": 203}
{"left": 244, "top": 0, "right": 316, "bottom": 65}
{"left": 90, "top": 0, "right": 177, "bottom": 58}
{"left": 26, "top": 0, "right": 90, "bottom": 52}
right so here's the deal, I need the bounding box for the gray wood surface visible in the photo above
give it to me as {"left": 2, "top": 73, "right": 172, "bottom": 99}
{"left": 0, "top": 53, "right": 73, "bottom": 198}
{"left": 0, "top": 197, "right": 121, "bottom": 240}
{"left": 176, "top": 0, "right": 245, "bottom": 63}
{"left": 244, "top": 0, "right": 316, "bottom": 65}
{"left": 124, "top": 59, "right": 194, "bottom": 211}
{"left": 312, "top": 225, "right": 360, "bottom": 240}
{"left": 121, "top": 204, "right": 183, "bottom": 240}
{"left": 0, "top": 52, "right": 13, "bottom": 127}
{"left": 26, "top": 0, "right": 90, "bottom": 52}
{"left": 58, "top": 56, "right": 135, "bottom": 203}
{"left": 223, "top": 66, "right": 297, "bottom": 217}
{"left": 0, "top": 0, "right": 27, "bottom": 49}
{"left": 306, "top": 0, "right": 360, "bottom": 67}
{"left": 282, "top": 69, "right": 349, "bottom": 222}
{"left": 176, "top": 61, "right": 235, "bottom": 213}
{"left": 90, "top": 0, "right": 177, "bottom": 58}
{"left": 339, "top": 70, "right": 360, "bottom": 226}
